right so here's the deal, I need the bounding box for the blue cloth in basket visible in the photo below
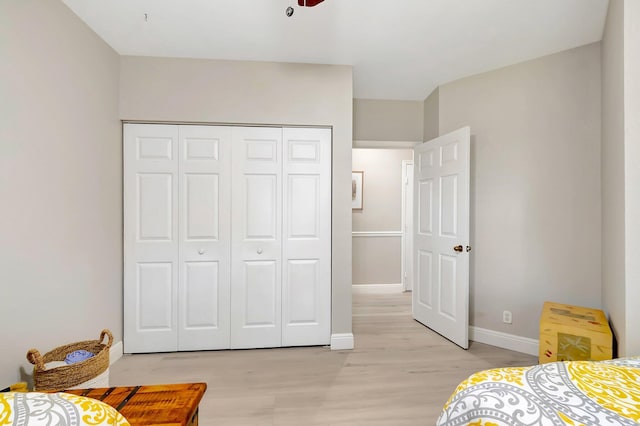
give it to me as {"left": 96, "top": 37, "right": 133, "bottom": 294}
{"left": 65, "top": 350, "right": 94, "bottom": 364}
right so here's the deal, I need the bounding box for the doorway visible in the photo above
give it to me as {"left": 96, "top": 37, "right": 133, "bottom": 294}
{"left": 351, "top": 145, "right": 416, "bottom": 294}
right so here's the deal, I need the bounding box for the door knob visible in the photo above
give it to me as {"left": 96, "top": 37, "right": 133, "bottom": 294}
{"left": 198, "top": 248, "right": 205, "bottom": 255}
{"left": 453, "top": 245, "right": 463, "bottom": 252}
{"left": 257, "top": 248, "right": 263, "bottom": 254}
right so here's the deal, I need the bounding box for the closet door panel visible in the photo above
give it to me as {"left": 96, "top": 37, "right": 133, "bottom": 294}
{"left": 183, "top": 261, "right": 219, "bottom": 327}
{"left": 282, "top": 128, "right": 332, "bottom": 346}
{"left": 124, "top": 124, "right": 179, "bottom": 353}
{"left": 184, "top": 174, "right": 219, "bottom": 239}
{"left": 137, "top": 174, "right": 173, "bottom": 241}
{"left": 245, "top": 175, "right": 277, "bottom": 239}
{"left": 178, "top": 125, "right": 231, "bottom": 351}
{"left": 231, "top": 127, "right": 282, "bottom": 349}
{"left": 286, "top": 259, "right": 319, "bottom": 323}
{"left": 288, "top": 175, "right": 320, "bottom": 239}
{"left": 137, "top": 262, "right": 174, "bottom": 329}
{"left": 244, "top": 261, "right": 278, "bottom": 326}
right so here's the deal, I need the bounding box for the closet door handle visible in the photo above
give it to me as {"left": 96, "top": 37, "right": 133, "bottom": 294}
{"left": 198, "top": 248, "right": 205, "bottom": 255}
{"left": 257, "top": 248, "right": 263, "bottom": 254}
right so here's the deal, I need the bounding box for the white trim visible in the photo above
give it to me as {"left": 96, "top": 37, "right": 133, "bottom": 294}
{"left": 352, "top": 283, "right": 404, "bottom": 294}
{"left": 353, "top": 140, "right": 421, "bottom": 149}
{"left": 330, "top": 333, "right": 354, "bottom": 350}
{"left": 401, "top": 160, "right": 414, "bottom": 292}
{"left": 109, "top": 341, "right": 123, "bottom": 365}
{"left": 352, "top": 231, "right": 402, "bottom": 238}
{"left": 469, "top": 326, "right": 539, "bottom": 356}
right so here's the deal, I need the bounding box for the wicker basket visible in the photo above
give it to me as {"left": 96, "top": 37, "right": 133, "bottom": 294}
{"left": 26, "top": 329, "right": 113, "bottom": 391}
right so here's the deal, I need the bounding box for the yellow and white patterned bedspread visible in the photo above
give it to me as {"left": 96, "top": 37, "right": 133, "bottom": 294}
{"left": 0, "top": 392, "right": 130, "bottom": 426}
{"left": 437, "top": 357, "right": 640, "bottom": 426}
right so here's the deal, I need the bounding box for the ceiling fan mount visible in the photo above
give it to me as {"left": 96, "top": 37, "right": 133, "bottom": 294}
{"left": 286, "top": 0, "right": 324, "bottom": 17}
{"left": 298, "top": 0, "right": 325, "bottom": 6}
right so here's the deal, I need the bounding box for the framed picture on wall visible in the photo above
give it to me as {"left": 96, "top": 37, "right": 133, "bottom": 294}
{"left": 352, "top": 171, "right": 363, "bottom": 210}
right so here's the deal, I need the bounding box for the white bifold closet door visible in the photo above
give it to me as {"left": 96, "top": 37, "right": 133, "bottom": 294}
{"left": 230, "top": 127, "right": 332, "bottom": 349}
{"left": 124, "top": 124, "right": 231, "bottom": 353}
{"left": 124, "top": 124, "right": 330, "bottom": 353}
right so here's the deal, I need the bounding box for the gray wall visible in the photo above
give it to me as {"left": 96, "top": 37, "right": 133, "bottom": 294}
{"left": 352, "top": 149, "right": 413, "bottom": 285}
{"left": 438, "top": 42, "right": 602, "bottom": 339}
{"left": 353, "top": 99, "right": 423, "bottom": 141}
{"left": 119, "top": 56, "right": 354, "bottom": 338}
{"left": 602, "top": 0, "right": 640, "bottom": 357}
{"left": 423, "top": 88, "right": 440, "bottom": 141}
{"left": 601, "top": 0, "right": 627, "bottom": 356}
{"left": 0, "top": 0, "right": 121, "bottom": 385}
{"left": 624, "top": 0, "right": 640, "bottom": 357}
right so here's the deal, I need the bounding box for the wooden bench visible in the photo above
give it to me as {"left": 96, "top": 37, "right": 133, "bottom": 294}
{"left": 62, "top": 382, "right": 207, "bottom": 425}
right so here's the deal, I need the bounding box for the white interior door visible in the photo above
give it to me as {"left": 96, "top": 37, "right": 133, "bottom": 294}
{"left": 402, "top": 160, "right": 414, "bottom": 292}
{"left": 124, "top": 124, "right": 179, "bottom": 353}
{"left": 281, "top": 127, "right": 332, "bottom": 346}
{"left": 412, "top": 127, "right": 470, "bottom": 349}
{"left": 230, "top": 127, "right": 283, "bottom": 349}
{"left": 177, "top": 125, "right": 232, "bottom": 350}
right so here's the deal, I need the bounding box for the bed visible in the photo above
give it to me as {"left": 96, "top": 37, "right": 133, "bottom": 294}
{"left": 436, "top": 357, "right": 640, "bottom": 425}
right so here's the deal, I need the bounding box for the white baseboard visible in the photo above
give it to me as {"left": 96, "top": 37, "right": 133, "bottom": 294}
{"left": 352, "top": 283, "right": 404, "bottom": 294}
{"left": 470, "top": 326, "right": 538, "bottom": 357}
{"left": 109, "top": 341, "right": 123, "bottom": 365}
{"left": 330, "top": 333, "right": 354, "bottom": 350}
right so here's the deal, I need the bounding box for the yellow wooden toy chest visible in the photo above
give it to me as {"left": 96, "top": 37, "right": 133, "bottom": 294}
{"left": 539, "top": 301, "right": 612, "bottom": 364}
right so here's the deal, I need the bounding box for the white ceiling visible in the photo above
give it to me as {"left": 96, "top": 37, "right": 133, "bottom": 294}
{"left": 62, "top": 0, "right": 609, "bottom": 101}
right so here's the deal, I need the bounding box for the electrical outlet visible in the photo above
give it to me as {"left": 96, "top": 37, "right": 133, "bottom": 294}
{"left": 503, "top": 310, "right": 512, "bottom": 324}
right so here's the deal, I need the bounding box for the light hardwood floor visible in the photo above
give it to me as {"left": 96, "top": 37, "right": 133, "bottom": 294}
{"left": 110, "top": 290, "right": 536, "bottom": 425}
